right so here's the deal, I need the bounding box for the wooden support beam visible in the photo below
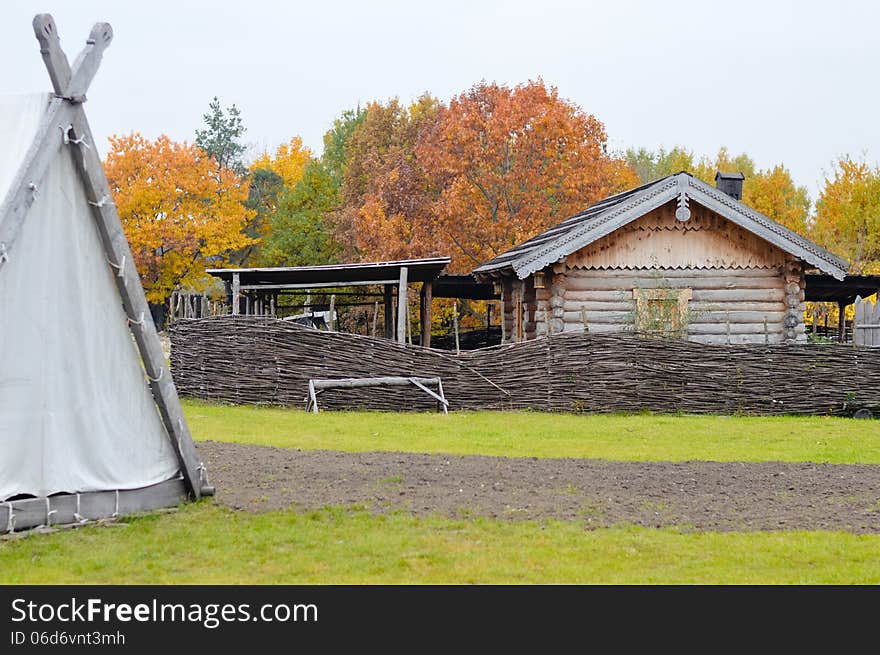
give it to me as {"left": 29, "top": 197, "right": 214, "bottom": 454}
{"left": 383, "top": 284, "right": 394, "bottom": 339}
{"left": 453, "top": 300, "right": 460, "bottom": 354}
{"left": 239, "top": 279, "right": 398, "bottom": 291}
{"left": 328, "top": 294, "right": 336, "bottom": 331}
{"left": 838, "top": 300, "right": 846, "bottom": 343}
{"left": 32, "top": 15, "right": 72, "bottom": 96}
{"left": 396, "top": 266, "right": 408, "bottom": 345}
{"left": 231, "top": 272, "right": 240, "bottom": 315}
{"left": 420, "top": 281, "right": 432, "bottom": 348}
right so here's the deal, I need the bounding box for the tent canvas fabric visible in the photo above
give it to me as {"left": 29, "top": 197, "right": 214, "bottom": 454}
{"left": 0, "top": 16, "right": 206, "bottom": 531}
{"left": 0, "top": 93, "right": 180, "bottom": 501}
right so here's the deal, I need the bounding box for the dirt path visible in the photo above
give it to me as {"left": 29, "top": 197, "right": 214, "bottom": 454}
{"left": 198, "top": 441, "right": 880, "bottom": 533}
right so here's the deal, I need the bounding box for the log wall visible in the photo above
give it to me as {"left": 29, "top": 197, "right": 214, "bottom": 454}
{"left": 558, "top": 267, "right": 792, "bottom": 344}
{"left": 499, "top": 200, "right": 808, "bottom": 344}
{"left": 169, "top": 316, "right": 880, "bottom": 416}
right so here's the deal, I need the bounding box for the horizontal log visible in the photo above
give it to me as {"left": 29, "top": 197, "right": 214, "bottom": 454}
{"left": 558, "top": 322, "right": 628, "bottom": 333}
{"left": 688, "top": 333, "right": 785, "bottom": 345}
{"left": 562, "top": 310, "right": 632, "bottom": 324}
{"left": 687, "top": 311, "right": 787, "bottom": 324}
{"left": 312, "top": 377, "right": 441, "bottom": 390}
{"left": 562, "top": 301, "right": 635, "bottom": 312}
{"left": 691, "top": 289, "right": 785, "bottom": 302}
{"left": 0, "top": 478, "right": 187, "bottom": 534}
{"left": 563, "top": 290, "right": 639, "bottom": 302}
{"left": 562, "top": 274, "right": 783, "bottom": 292}
{"left": 687, "top": 323, "right": 783, "bottom": 335}
{"left": 689, "top": 301, "right": 786, "bottom": 313}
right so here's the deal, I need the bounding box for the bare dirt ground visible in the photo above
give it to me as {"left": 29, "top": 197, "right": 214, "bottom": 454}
{"left": 198, "top": 441, "right": 880, "bottom": 533}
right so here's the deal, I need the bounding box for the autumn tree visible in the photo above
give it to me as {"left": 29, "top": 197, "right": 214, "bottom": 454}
{"left": 338, "top": 95, "right": 440, "bottom": 262}
{"left": 260, "top": 161, "right": 341, "bottom": 266}
{"left": 417, "top": 80, "right": 638, "bottom": 272}
{"left": 628, "top": 146, "right": 810, "bottom": 236}
{"left": 625, "top": 146, "right": 695, "bottom": 182}
{"left": 743, "top": 165, "right": 811, "bottom": 235}
{"left": 195, "top": 97, "right": 248, "bottom": 175}
{"left": 104, "top": 133, "right": 254, "bottom": 304}
{"left": 813, "top": 156, "right": 880, "bottom": 273}
{"left": 251, "top": 136, "right": 312, "bottom": 189}
{"left": 241, "top": 167, "right": 285, "bottom": 263}
{"left": 259, "top": 108, "right": 365, "bottom": 265}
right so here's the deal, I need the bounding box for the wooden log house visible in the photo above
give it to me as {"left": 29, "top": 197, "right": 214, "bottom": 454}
{"left": 473, "top": 172, "right": 849, "bottom": 345}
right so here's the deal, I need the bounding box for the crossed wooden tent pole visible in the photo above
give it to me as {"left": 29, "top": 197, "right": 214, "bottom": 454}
{"left": 0, "top": 15, "right": 207, "bottom": 499}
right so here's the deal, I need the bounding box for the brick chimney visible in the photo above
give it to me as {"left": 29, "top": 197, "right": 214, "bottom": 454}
{"left": 715, "top": 171, "right": 744, "bottom": 200}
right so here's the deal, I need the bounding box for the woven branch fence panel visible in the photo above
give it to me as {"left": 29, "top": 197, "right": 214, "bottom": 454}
{"left": 169, "top": 316, "right": 880, "bottom": 415}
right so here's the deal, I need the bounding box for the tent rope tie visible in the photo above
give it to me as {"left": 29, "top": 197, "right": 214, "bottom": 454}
{"left": 112, "top": 490, "right": 119, "bottom": 518}
{"left": 4, "top": 503, "right": 14, "bottom": 533}
{"left": 108, "top": 255, "right": 126, "bottom": 281}
{"left": 71, "top": 134, "right": 91, "bottom": 149}
{"left": 148, "top": 367, "right": 164, "bottom": 383}
{"left": 128, "top": 311, "right": 145, "bottom": 327}
{"left": 0, "top": 242, "right": 8, "bottom": 266}
{"left": 45, "top": 498, "right": 57, "bottom": 527}
{"left": 58, "top": 124, "right": 91, "bottom": 149}
{"left": 89, "top": 194, "right": 113, "bottom": 209}
{"left": 27, "top": 181, "right": 38, "bottom": 197}
{"left": 73, "top": 493, "right": 88, "bottom": 524}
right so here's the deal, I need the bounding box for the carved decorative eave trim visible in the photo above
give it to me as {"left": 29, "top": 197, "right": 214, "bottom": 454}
{"left": 483, "top": 172, "right": 848, "bottom": 282}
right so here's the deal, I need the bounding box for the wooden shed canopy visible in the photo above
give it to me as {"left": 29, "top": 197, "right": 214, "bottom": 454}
{"left": 805, "top": 273, "right": 880, "bottom": 305}
{"left": 207, "top": 257, "right": 451, "bottom": 290}
{"left": 473, "top": 172, "right": 849, "bottom": 281}
{"left": 433, "top": 274, "right": 500, "bottom": 300}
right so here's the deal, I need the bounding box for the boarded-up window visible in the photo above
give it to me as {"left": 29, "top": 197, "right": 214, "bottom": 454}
{"left": 633, "top": 288, "right": 692, "bottom": 337}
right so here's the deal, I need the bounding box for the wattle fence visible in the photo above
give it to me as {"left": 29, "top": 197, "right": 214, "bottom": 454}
{"left": 169, "top": 316, "right": 880, "bottom": 415}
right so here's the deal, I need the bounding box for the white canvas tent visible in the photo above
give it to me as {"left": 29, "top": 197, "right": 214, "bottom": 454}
{"left": 0, "top": 15, "right": 209, "bottom": 533}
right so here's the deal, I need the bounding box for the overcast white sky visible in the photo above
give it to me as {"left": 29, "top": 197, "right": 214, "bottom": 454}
{"left": 3, "top": 1, "right": 878, "bottom": 200}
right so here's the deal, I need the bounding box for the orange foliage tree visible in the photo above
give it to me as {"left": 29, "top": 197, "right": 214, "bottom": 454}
{"left": 417, "top": 80, "right": 638, "bottom": 272}
{"left": 104, "top": 133, "right": 254, "bottom": 304}
{"left": 339, "top": 95, "right": 440, "bottom": 262}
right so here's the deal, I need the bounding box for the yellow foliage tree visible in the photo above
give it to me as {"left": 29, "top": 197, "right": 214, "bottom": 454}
{"left": 251, "top": 136, "right": 313, "bottom": 189}
{"left": 692, "top": 148, "right": 810, "bottom": 236}
{"left": 104, "top": 133, "right": 255, "bottom": 304}
{"left": 813, "top": 156, "right": 880, "bottom": 274}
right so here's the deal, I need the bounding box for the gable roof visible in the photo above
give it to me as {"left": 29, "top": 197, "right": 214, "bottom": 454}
{"left": 473, "top": 172, "right": 849, "bottom": 281}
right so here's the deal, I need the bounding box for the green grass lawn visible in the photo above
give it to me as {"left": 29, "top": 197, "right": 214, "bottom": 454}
{"left": 182, "top": 398, "right": 880, "bottom": 463}
{"left": 2, "top": 503, "right": 879, "bottom": 584}
{"left": 3, "top": 402, "right": 878, "bottom": 584}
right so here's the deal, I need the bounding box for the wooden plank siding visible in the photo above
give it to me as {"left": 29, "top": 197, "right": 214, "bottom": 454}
{"left": 565, "top": 201, "right": 788, "bottom": 271}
